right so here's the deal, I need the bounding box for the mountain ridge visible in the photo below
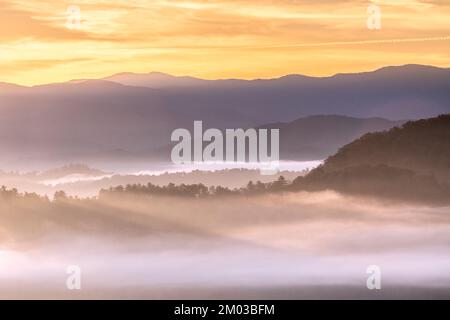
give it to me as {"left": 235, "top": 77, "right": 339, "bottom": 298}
{"left": 1, "top": 64, "right": 448, "bottom": 88}
{"left": 0, "top": 64, "right": 449, "bottom": 170}
{"left": 259, "top": 115, "right": 405, "bottom": 160}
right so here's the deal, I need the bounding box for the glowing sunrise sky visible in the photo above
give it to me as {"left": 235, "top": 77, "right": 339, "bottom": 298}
{"left": 1, "top": 0, "right": 449, "bottom": 85}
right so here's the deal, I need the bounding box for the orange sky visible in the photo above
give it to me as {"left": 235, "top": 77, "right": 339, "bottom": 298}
{"left": 1, "top": 0, "right": 449, "bottom": 85}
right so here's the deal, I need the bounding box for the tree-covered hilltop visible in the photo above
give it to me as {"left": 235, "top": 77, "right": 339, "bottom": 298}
{"left": 288, "top": 114, "right": 450, "bottom": 203}
{"left": 320, "top": 114, "right": 450, "bottom": 179}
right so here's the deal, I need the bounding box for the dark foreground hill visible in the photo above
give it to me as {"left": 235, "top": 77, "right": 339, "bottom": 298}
{"left": 293, "top": 115, "right": 450, "bottom": 203}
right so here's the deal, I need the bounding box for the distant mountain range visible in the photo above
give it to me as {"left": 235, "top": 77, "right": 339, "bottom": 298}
{"left": 103, "top": 64, "right": 450, "bottom": 121}
{"left": 103, "top": 72, "right": 209, "bottom": 88}
{"left": 0, "top": 64, "right": 448, "bottom": 169}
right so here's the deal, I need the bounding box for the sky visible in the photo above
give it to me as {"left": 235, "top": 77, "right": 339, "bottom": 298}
{"left": 1, "top": 0, "right": 449, "bottom": 85}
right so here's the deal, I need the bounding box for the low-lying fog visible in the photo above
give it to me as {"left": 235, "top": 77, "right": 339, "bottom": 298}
{"left": 0, "top": 161, "right": 320, "bottom": 198}
{"left": 1, "top": 190, "right": 450, "bottom": 299}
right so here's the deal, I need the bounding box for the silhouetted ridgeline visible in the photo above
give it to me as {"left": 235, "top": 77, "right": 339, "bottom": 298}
{"left": 321, "top": 114, "right": 450, "bottom": 177}
{"left": 292, "top": 114, "right": 450, "bottom": 203}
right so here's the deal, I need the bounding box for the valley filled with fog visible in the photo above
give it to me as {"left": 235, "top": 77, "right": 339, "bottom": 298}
{"left": 1, "top": 190, "right": 449, "bottom": 299}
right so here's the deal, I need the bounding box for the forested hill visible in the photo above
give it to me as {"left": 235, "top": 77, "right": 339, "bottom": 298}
{"left": 319, "top": 114, "right": 450, "bottom": 178}
{"left": 291, "top": 115, "right": 450, "bottom": 203}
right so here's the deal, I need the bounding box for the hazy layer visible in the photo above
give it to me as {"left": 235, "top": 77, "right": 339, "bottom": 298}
{"left": 0, "top": 162, "right": 317, "bottom": 197}
{"left": 1, "top": 191, "right": 449, "bottom": 299}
